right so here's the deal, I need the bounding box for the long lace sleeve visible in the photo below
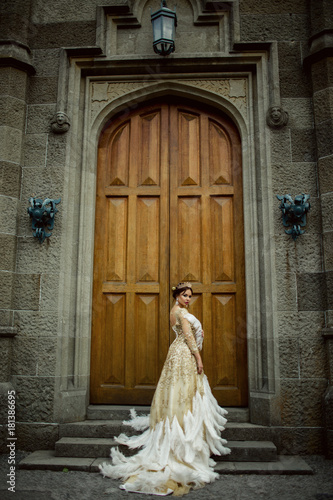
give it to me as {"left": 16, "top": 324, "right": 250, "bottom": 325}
{"left": 179, "top": 312, "right": 199, "bottom": 354}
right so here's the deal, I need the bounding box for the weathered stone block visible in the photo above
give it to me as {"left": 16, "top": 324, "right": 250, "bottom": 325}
{"left": 23, "top": 134, "right": 47, "bottom": 167}
{"left": 240, "top": 0, "right": 308, "bottom": 14}
{"left": 300, "top": 333, "right": 328, "bottom": 378}
{"left": 327, "top": 271, "right": 333, "bottom": 310}
{"left": 12, "top": 273, "right": 41, "bottom": 311}
{"left": 38, "top": 337, "right": 57, "bottom": 376}
{"left": 14, "top": 310, "right": 59, "bottom": 337}
{"left": 290, "top": 129, "right": 317, "bottom": 162}
{"left": 240, "top": 14, "right": 309, "bottom": 42}
{"left": 270, "top": 128, "right": 291, "bottom": 166}
{"left": 16, "top": 237, "right": 61, "bottom": 274}
{"left": 28, "top": 76, "right": 58, "bottom": 104}
{"left": 12, "top": 375, "right": 55, "bottom": 422}
{"left": 0, "top": 271, "right": 14, "bottom": 309}
{"left": 46, "top": 134, "right": 68, "bottom": 167}
{"left": 313, "top": 88, "right": 333, "bottom": 124}
{"left": 321, "top": 192, "right": 333, "bottom": 233}
{"left": 323, "top": 231, "right": 333, "bottom": 271}
{"left": 40, "top": 273, "right": 60, "bottom": 311}
{"left": 0, "top": 195, "right": 19, "bottom": 235}
{"left": 276, "top": 272, "right": 297, "bottom": 311}
{"left": 279, "top": 427, "right": 324, "bottom": 455}
{"left": 16, "top": 422, "right": 59, "bottom": 451}
{"left": 316, "top": 119, "right": 333, "bottom": 159}
{"left": 279, "top": 68, "right": 312, "bottom": 99}
{"left": 274, "top": 234, "right": 323, "bottom": 273}
{"left": 297, "top": 272, "right": 327, "bottom": 311}
{"left": 310, "top": 0, "right": 333, "bottom": 36}
{"left": 278, "top": 337, "right": 299, "bottom": 378}
{"left": 311, "top": 58, "right": 333, "bottom": 94}
{"left": 0, "top": 67, "right": 28, "bottom": 101}
{"left": 25, "top": 103, "right": 56, "bottom": 134}
{"left": 0, "top": 310, "right": 12, "bottom": 326}
{"left": 0, "top": 338, "right": 11, "bottom": 381}
{"left": 278, "top": 311, "right": 325, "bottom": 341}
{"left": 318, "top": 155, "right": 333, "bottom": 194}
{"left": 281, "top": 98, "right": 313, "bottom": 129}
{"left": 0, "top": 161, "right": 21, "bottom": 198}
{"left": 272, "top": 162, "right": 318, "bottom": 198}
{"left": 280, "top": 378, "right": 327, "bottom": 426}
{"left": 0, "top": 125, "right": 22, "bottom": 163}
{"left": 12, "top": 337, "right": 38, "bottom": 376}
{"left": 0, "top": 234, "right": 16, "bottom": 271}
{"left": 32, "top": 49, "right": 61, "bottom": 77}
{"left": 0, "top": 95, "right": 26, "bottom": 129}
{"left": 30, "top": 21, "right": 96, "bottom": 49}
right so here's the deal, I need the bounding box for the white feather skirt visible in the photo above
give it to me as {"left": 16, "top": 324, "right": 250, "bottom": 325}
{"left": 99, "top": 331, "right": 231, "bottom": 496}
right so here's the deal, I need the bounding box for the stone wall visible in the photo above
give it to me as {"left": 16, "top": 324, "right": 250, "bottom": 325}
{"left": 0, "top": 0, "right": 331, "bottom": 454}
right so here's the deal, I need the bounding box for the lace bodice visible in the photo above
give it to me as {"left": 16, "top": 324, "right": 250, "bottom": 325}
{"left": 170, "top": 307, "right": 203, "bottom": 353}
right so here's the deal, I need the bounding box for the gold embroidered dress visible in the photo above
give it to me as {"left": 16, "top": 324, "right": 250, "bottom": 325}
{"left": 99, "top": 307, "right": 231, "bottom": 496}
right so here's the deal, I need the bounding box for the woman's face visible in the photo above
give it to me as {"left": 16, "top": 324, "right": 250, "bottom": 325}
{"left": 178, "top": 289, "right": 192, "bottom": 307}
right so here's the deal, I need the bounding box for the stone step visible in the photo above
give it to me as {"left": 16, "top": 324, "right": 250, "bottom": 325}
{"left": 86, "top": 405, "right": 249, "bottom": 423}
{"left": 19, "top": 450, "right": 313, "bottom": 475}
{"left": 54, "top": 437, "right": 277, "bottom": 462}
{"left": 59, "top": 420, "right": 276, "bottom": 443}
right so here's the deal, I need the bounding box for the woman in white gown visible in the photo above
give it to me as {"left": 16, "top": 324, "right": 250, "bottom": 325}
{"left": 99, "top": 282, "right": 231, "bottom": 496}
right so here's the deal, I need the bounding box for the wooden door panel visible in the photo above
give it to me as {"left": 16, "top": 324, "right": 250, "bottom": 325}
{"left": 108, "top": 123, "right": 130, "bottom": 186}
{"left": 134, "top": 294, "right": 159, "bottom": 386}
{"left": 209, "top": 119, "right": 232, "bottom": 185}
{"left": 178, "top": 111, "right": 200, "bottom": 186}
{"left": 104, "top": 294, "right": 126, "bottom": 385}
{"left": 136, "top": 197, "right": 160, "bottom": 282}
{"left": 139, "top": 112, "right": 160, "bottom": 186}
{"left": 106, "top": 198, "right": 128, "bottom": 282}
{"left": 91, "top": 101, "right": 247, "bottom": 406}
{"left": 210, "top": 196, "right": 234, "bottom": 282}
{"left": 177, "top": 196, "right": 202, "bottom": 282}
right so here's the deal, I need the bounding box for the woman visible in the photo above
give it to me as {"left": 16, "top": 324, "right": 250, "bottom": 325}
{"left": 99, "top": 282, "right": 231, "bottom": 496}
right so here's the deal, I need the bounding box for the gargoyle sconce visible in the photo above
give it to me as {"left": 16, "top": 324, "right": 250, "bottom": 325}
{"left": 277, "top": 194, "right": 310, "bottom": 240}
{"left": 28, "top": 197, "right": 61, "bottom": 243}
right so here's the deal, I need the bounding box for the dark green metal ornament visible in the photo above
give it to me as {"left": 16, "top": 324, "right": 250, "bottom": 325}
{"left": 277, "top": 194, "right": 310, "bottom": 240}
{"left": 28, "top": 197, "right": 61, "bottom": 243}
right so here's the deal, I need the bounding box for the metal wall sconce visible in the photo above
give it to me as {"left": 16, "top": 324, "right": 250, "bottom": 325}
{"left": 151, "top": 0, "right": 177, "bottom": 56}
{"left": 277, "top": 194, "right": 310, "bottom": 240}
{"left": 28, "top": 197, "right": 61, "bottom": 243}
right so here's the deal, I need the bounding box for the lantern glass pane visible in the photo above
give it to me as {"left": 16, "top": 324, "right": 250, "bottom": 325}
{"left": 153, "top": 17, "right": 162, "bottom": 42}
{"left": 161, "top": 16, "right": 174, "bottom": 41}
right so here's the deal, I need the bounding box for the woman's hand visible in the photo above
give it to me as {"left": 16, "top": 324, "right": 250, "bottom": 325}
{"left": 201, "top": 330, "right": 204, "bottom": 338}
{"left": 194, "top": 352, "right": 203, "bottom": 374}
{"left": 197, "top": 360, "right": 203, "bottom": 374}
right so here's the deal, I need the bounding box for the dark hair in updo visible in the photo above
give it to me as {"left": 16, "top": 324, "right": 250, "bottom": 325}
{"left": 172, "top": 285, "right": 193, "bottom": 300}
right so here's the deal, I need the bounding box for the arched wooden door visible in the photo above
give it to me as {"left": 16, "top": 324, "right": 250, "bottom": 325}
{"left": 90, "top": 101, "right": 247, "bottom": 407}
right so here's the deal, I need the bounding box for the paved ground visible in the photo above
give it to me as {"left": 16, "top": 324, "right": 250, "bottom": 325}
{"left": 1, "top": 453, "right": 333, "bottom": 500}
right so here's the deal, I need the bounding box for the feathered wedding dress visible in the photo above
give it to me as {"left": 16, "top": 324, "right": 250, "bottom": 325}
{"left": 99, "top": 306, "right": 231, "bottom": 496}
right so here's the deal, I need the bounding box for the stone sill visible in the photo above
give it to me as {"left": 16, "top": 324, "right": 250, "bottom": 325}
{"left": 322, "top": 328, "right": 333, "bottom": 340}
{"left": 0, "top": 326, "right": 18, "bottom": 338}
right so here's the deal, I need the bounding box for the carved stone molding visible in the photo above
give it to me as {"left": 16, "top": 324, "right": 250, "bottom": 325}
{"left": 90, "top": 78, "right": 248, "bottom": 124}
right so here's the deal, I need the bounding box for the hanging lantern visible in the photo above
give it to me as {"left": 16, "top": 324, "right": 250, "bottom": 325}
{"left": 151, "top": 0, "right": 177, "bottom": 56}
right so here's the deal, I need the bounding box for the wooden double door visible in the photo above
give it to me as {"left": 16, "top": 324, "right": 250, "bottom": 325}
{"left": 90, "top": 101, "right": 247, "bottom": 407}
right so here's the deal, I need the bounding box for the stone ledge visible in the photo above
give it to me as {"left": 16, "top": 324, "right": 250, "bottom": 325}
{"left": 0, "top": 326, "right": 18, "bottom": 337}
{"left": 322, "top": 328, "right": 333, "bottom": 340}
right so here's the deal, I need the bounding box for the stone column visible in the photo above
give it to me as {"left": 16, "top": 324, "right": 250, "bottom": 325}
{"left": 0, "top": 0, "right": 34, "bottom": 438}
{"left": 305, "top": 0, "right": 333, "bottom": 457}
